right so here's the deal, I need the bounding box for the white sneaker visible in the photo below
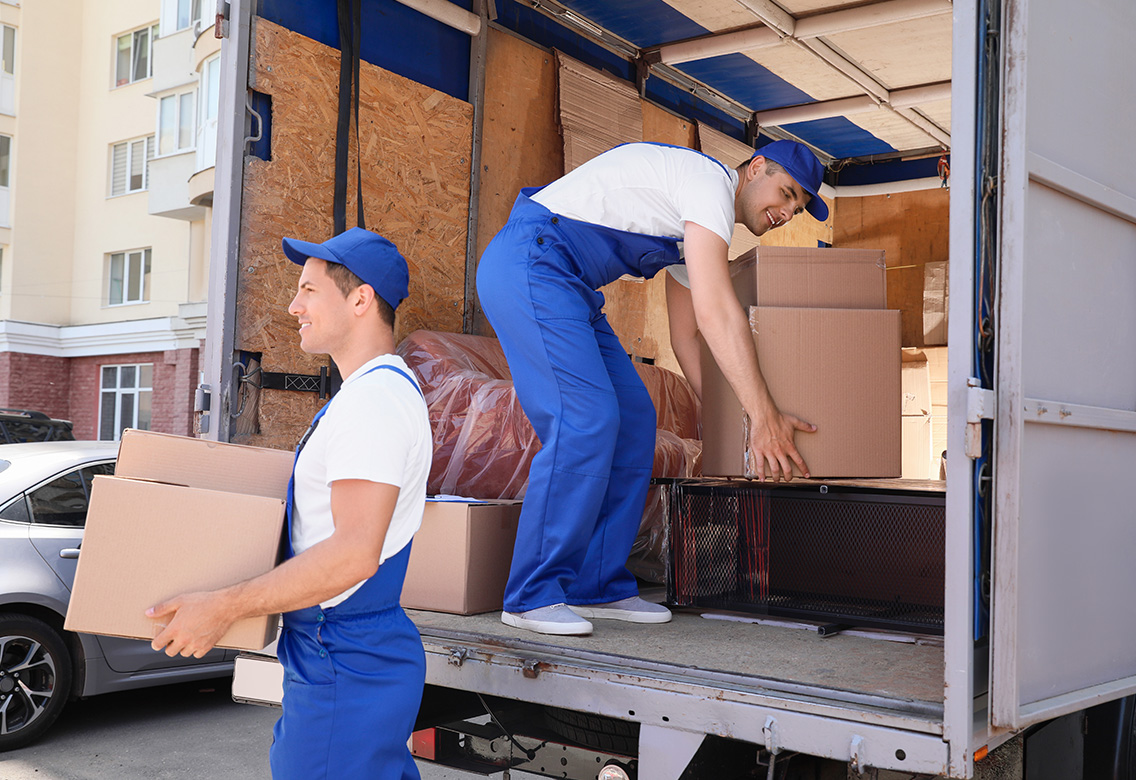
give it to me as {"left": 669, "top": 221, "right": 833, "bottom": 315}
{"left": 571, "top": 596, "right": 672, "bottom": 624}
{"left": 501, "top": 603, "right": 593, "bottom": 636}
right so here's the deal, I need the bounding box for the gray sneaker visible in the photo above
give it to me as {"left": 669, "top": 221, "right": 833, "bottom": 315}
{"left": 571, "top": 596, "right": 672, "bottom": 624}
{"left": 501, "top": 603, "right": 593, "bottom": 636}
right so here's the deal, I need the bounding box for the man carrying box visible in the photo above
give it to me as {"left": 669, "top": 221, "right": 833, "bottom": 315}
{"left": 147, "top": 228, "right": 432, "bottom": 780}
{"left": 476, "top": 140, "right": 828, "bottom": 636}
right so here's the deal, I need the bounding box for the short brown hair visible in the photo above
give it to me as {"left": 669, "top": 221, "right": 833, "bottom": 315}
{"left": 324, "top": 262, "right": 396, "bottom": 328}
{"left": 736, "top": 156, "right": 787, "bottom": 178}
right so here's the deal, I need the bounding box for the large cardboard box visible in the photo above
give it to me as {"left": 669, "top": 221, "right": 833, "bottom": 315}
{"left": 65, "top": 430, "right": 293, "bottom": 651}
{"left": 925, "top": 346, "right": 949, "bottom": 473}
{"left": 923, "top": 261, "right": 949, "bottom": 346}
{"left": 402, "top": 500, "right": 521, "bottom": 615}
{"left": 900, "top": 349, "right": 934, "bottom": 479}
{"left": 701, "top": 307, "right": 902, "bottom": 478}
{"left": 729, "top": 246, "right": 887, "bottom": 310}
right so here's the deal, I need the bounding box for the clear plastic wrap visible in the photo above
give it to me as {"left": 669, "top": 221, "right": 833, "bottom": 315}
{"left": 398, "top": 330, "right": 538, "bottom": 500}
{"left": 397, "top": 330, "right": 703, "bottom": 579}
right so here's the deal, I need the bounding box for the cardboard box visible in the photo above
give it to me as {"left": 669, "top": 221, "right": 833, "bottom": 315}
{"left": 925, "top": 346, "right": 949, "bottom": 474}
{"left": 66, "top": 430, "right": 293, "bottom": 651}
{"left": 901, "top": 348, "right": 932, "bottom": 416}
{"left": 902, "top": 415, "right": 934, "bottom": 479}
{"left": 923, "top": 261, "right": 949, "bottom": 346}
{"left": 701, "top": 307, "right": 902, "bottom": 479}
{"left": 729, "top": 246, "right": 887, "bottom": 310}
{"left": 402, "top": 500, "right": 521, "bottom": 615}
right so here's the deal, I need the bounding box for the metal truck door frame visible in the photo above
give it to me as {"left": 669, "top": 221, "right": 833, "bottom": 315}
{"left": 991, "top": 0, "right": 1136, "bottom": 731}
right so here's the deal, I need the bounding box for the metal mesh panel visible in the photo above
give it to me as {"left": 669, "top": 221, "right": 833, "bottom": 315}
{"left": 665, "top": 480, "right": 945, "bottom": 633}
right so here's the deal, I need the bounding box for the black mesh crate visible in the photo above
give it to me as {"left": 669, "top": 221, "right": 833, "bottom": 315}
{"left": 664, "top": 479, "right": 945, "bottom": 634}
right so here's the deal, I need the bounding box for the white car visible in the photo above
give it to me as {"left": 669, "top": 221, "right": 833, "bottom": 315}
{"left": 0, "top": 441, "right": 233, "bottom": 751}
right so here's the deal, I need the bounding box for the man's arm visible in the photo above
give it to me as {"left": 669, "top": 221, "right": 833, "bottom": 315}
{"left": 665, "top": 271, "right": 703, "bottom": 401}
{"left": 682, "top": 221, "right": 815, "bottom": 481}
{"left": 147, "top": 479, "right": 399, "bottom": 658}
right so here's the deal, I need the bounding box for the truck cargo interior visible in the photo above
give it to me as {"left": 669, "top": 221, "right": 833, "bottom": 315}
{"left": 212, "top": 1, "right": 1136, "bottom": 777}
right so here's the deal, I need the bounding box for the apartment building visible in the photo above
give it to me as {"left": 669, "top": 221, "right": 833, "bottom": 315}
{"left": 0, "top": 0, "right": 219, "bottom": 440}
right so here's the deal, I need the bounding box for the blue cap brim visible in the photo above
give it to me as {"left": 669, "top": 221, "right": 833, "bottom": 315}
{"left": 804, "top": 191, "right": 829, "bottom": 222}
{"left": 282, "top": 236, "right": 339, "bottom": 267}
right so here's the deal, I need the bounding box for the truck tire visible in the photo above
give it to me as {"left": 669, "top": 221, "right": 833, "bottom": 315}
{"left": 545, "top": 706, "right": 639, "bottom": 756}
{"left": 0, "top": 614, "right": 73, "bottom": 752}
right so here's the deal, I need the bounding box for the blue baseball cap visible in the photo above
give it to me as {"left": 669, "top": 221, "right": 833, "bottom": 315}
{"left": 282, "top": 227, "right": 409, "bottom": 311}
{"left": 752, "top": 140, "right": 829, "bottom": 222}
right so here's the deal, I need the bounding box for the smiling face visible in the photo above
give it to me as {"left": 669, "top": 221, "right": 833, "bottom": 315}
{"left": 287, "top": 258, "right": 356, "bottom": 356}
{"left": 735, "top": 156, "right": 812, "bottom": 236}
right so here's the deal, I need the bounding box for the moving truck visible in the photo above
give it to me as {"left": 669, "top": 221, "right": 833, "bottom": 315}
{"left": 199, "top": 0, "right": 1136, "bottom": 776}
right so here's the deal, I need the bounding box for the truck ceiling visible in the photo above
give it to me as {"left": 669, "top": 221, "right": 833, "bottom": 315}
{"left": 257, "top": 0, "right": 952, "bottom": 173}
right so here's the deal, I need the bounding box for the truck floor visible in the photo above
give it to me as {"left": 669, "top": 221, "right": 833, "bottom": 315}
{"left": 409, "top": 601, "right": 944, "bottom": 710}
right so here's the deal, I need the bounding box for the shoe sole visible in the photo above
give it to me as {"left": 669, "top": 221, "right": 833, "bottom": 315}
{"left": 571, "top": 606, "right": 673, "bottom": 624}
{"left": 501, "top": 611, "right": 593, "bottom": 636}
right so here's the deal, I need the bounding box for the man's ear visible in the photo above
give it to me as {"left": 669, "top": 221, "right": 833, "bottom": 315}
{"left": 746, "top": 155, "right": 766, "bottom": 181}
{"left": 353, "top": 283, "right": 377, "bottom": 316}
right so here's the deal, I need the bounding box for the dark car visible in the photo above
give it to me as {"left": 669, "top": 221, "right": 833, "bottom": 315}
{"left": 0, "top": 409, "right": 76, "bottom": 444}
{"left": 0, "top": 441, "right": 234, "bottom": 751}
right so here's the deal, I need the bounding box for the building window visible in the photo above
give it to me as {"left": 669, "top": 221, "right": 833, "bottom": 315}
{"left": 161, "top": 0, "right": 202, "bottom": 34}
{"left": 115, "top": 25, "right": 158, "bottom": 87}
{"left": 158, "top": 91, "right": 195, "bottom": 155}
{"left": 196, "top": 55, "right": 220, "bottom": 171}
{"left": 99, "top": 364, "right": 153, "bottom": 441}
{"left": 0, "top": 135, "right": 9, "bottom": 228}
{"left": 107, "top": 248, "right": 152, "bottom": 305}
{"left": 0, "top": 25, "right": 14, "bottom": 115}
{"left": 110, "top": 135, "right": 154, "bottom": 196}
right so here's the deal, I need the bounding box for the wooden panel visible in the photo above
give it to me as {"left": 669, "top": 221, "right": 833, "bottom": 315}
{"left": 237, "top": 18, "right": 472, "bottom": 445}
{"left": 832, "top": 188, "right": 950, "bottom": 347}
{"left": 475, "top": 30, "right": 563, "bottom": 268}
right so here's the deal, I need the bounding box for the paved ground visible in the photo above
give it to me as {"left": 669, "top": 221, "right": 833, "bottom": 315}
{"left": 0, "top": 679, "right": 541, "bottom": 780}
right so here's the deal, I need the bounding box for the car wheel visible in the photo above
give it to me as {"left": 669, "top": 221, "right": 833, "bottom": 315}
{"left": 0, "top": 614, "right": 73, "bottom": 752}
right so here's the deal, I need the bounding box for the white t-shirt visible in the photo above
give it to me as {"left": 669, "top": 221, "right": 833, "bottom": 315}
{"left": 291, "top": 354, "right": 431, "bottom": 607}
{"left": 531, "top": 143, "right": 738, "bottom": 247}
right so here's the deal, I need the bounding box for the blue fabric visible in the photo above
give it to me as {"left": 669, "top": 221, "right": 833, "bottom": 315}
{"left": 476, "top": 190, "right": 675, "bottom": 612}
{"left": 272, "top": 363, "right": 426, "bottom": 779}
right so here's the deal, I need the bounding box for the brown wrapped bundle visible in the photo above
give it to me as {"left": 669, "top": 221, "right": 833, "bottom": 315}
{"left": 397, "top": 330, "right": 703, "bottom": 513}
{"left": 634, "top": 362, "right": 701, "bottom": 441}
{"left": 397, "top": 330, "right": 539, "bottom": 499}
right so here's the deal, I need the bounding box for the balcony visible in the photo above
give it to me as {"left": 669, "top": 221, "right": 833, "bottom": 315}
{"left": 147, "top": 151, "right": 207, "bottom": 221}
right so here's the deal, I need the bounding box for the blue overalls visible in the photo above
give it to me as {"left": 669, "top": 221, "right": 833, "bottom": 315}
{"left": 270, "top": 364, "right": 426, "bottom": 780}
{"left": 476, "top": 185, "right": 685, "bottom": 614}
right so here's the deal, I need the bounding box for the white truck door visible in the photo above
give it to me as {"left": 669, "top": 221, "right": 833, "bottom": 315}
{"left": 990, "top": 0, "right": 1136, "bottom": 730}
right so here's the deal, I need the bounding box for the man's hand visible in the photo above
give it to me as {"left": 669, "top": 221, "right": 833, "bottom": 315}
{"left": 748, "top": 406, "right": 816, "bottom": 481}
{"left": 147, "top": 591, "right": 236, "bottom": 658}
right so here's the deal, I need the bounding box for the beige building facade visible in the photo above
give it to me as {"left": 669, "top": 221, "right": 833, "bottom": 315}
{"left": 0, "top": 0, "right": 219, "bottom": 441}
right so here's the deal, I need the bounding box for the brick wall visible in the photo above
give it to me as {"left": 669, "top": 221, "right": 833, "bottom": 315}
{"left": 0, "top": 353, "right": 73, "bottom": 420}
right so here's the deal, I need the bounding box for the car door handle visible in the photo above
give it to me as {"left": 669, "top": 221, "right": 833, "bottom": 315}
{"left": 60, "top": 548, "right": 81, "bottom": 559}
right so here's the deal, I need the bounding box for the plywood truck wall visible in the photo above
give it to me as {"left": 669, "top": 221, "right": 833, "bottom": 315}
{"left": 833, "top": 188, "right": 950, "bottom": 348}
{"left": 236, "top": 19, "right": 472, "bottom": 448}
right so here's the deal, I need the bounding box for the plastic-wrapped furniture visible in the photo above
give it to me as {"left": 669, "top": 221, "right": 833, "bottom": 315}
{"left": 397, "top": 330, "right": 702, "bottom": 582}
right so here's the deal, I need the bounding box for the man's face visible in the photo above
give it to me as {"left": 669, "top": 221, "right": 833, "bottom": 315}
{"left": 287, "top": 258, "right": 353, "bottom": 355}
{"left": 736, "top": 157, "right": 811, "bottom": 236}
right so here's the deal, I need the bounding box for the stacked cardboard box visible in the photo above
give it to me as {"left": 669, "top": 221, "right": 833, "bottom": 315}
{"left": 402, "top": 500, "right": 521, "bottom": 615}
{"left": 701, "top": 247, "right": 902, "bottom": 478}
{"left": 925, "top": 346, "right": 949, "bottom": 477}
{"left": 923, "top": 260, "right": 949, "bottom": 346}
{"left": 66, "top": 430, "right": 293, "bottom": 651}
{"left": 901, "top": 348, "right": 934, "bottom": 478}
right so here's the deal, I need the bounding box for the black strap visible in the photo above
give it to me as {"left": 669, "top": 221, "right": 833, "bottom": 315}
{"left": 334, "top": 0, "right": 364, "bottom": 234}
